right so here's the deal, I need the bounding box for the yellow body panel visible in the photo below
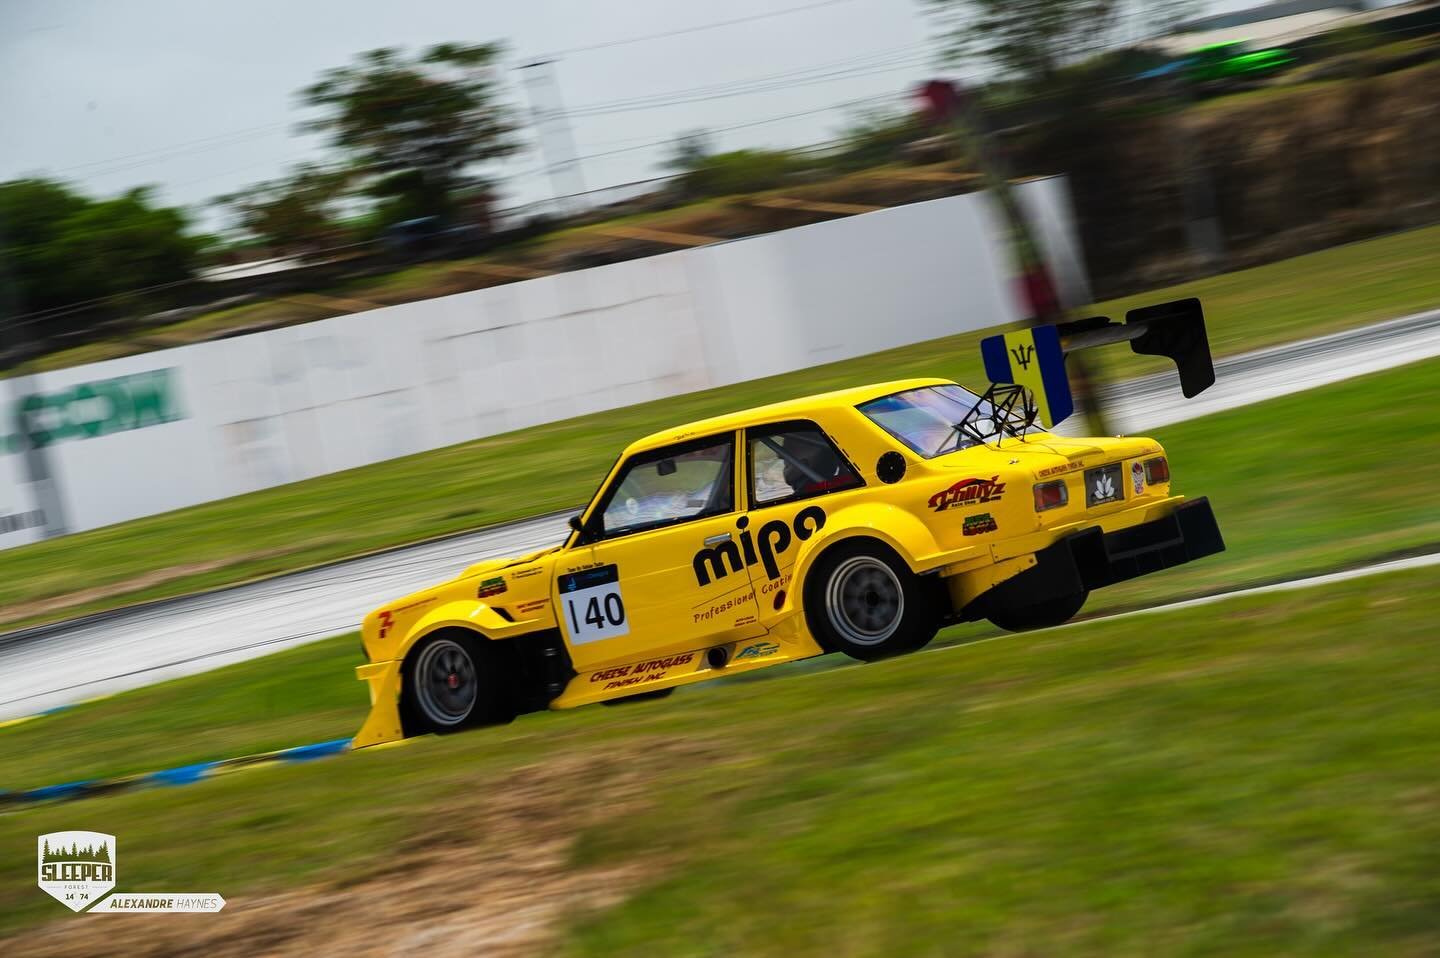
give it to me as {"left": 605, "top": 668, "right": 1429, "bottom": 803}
{"left": 354, "top": 376, "right": 1195, "bottom": 747}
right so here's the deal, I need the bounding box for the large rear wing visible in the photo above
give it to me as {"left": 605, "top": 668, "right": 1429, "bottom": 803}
{"left": 979, "top": 297, "right": 1214, "bottom": 426}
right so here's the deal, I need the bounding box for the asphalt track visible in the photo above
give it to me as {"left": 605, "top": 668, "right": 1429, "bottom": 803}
{"left": 1, "top": 307, "right": 1438, "bottom": 721}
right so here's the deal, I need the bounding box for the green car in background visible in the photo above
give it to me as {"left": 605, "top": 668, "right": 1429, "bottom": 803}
{"left": 1137, "top": 39, "right": 1295, "bottom": 93}
{"left": 1187, "top": 39, "right": 1295, "bottom": 86}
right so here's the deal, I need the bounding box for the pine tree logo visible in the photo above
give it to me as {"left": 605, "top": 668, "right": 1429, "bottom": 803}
{"left": 37, "top": 831, "right": 116, "bottom": 912}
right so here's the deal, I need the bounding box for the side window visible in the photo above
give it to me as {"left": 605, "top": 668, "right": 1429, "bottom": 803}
{"left": 598, "top": 435, "right": 734, "bottom": 539}
{"left": 748, "top": 422, "right": 862, "bottom": 508}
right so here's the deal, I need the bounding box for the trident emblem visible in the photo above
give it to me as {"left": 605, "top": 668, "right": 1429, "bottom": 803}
{"left": 1010, "top": 343, "right": 1035, "bottom": 371}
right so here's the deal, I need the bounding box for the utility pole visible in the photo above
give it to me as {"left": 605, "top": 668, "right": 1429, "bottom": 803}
{"left": 518, "top": 59, "right": 587, "bottom": 217}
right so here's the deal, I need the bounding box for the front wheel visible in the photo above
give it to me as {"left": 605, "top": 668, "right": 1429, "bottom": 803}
{"left": 401, "top": 632, "right": 503, "bottom": 735}
{"left": 986, "top": 591, "right": 1088, "bottom": 633}
{"left": 804, "top": 540, "right": 939, "bottom": 661}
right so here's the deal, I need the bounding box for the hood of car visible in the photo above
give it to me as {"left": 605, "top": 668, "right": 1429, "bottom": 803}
{"left": 457, "top": 544, "right": 561, "bottom": 582}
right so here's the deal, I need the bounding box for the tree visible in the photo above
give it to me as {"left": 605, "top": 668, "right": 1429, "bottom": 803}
{"left": 216, "top": 163, "right": 351, "bottom": 256}
{"left": 300, "top": 44, "right": 520, "bottom": 227}
{"left": 662, "top": 132, "right": 809, "bottom": 199}
{"left": 828, "top": 107, "right": 927, "bottom": 172}
{"left": 662, "top": 131, "right": 716, "bottom": 177}
{"left": 0, "top": 179, "right": 201, "bottom": 320}
{"left": 925, "top": 0, "right": 1199, "bottom": 85}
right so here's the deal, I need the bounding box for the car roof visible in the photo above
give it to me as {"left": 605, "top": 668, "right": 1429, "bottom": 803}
{"left": 625, "top": 377, "right": 956, "bottom": 455}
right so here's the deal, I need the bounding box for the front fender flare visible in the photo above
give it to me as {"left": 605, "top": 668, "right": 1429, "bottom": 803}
{"left": 393, "top": 600, "right": 510, "bottom": 663}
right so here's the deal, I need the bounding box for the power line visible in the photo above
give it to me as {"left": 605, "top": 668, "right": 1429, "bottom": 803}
{"left": 45, "top": 123, "right": 291, "bottom": 179}
{"left": 565, "top": 57, "right": 932, "bottom": 118}
{"left": 570, "top": 95, "right": 898, "bottom": 165}
{"left": 539, "top": 0, "right": 857, "bottom": 58}
{"left": 562, "top": 43, "right": 930, "bottom": 114}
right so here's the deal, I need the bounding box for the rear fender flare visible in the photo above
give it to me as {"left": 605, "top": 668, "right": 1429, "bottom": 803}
{"left": 773, "top": 502, "right": 942, "bottom": 618}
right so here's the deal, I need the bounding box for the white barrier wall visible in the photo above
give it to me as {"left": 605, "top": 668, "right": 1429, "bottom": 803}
{"left": 0, "top": 179, "right": 1088, "bottom": 549}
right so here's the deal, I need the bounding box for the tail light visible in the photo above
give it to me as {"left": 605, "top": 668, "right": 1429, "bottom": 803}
{"left": 1033, "top": 480, "right": 1068, "bottom": 511}
{"left": 1144, "top": 457, "right": 1170, "bottom": 484}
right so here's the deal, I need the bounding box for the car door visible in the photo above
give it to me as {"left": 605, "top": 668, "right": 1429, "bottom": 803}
{"left": 741, "top": 419, "right": 867, "bottom": 630}
{"left": 554, "top": 431, "right": 765, "bottom": 677}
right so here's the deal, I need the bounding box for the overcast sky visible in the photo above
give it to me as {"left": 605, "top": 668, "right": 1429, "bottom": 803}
{"left": 0, "top": 0, "right": 1323, "bottom": 232}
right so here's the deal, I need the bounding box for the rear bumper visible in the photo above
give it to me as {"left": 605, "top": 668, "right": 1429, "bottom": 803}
{"left": 977, "top": 497, "right": 1225, "bottom": 609}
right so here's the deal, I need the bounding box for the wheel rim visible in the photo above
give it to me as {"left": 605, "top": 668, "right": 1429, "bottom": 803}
{"left": 414, "top": 638, "right": 478, "bottom": 726}
{"left": 825, "top": 555, "right": 905, "bottom": 646}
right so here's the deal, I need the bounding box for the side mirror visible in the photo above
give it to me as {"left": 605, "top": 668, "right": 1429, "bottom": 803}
{"left": 568, "top": 514, "right": 600, "bottom": 539}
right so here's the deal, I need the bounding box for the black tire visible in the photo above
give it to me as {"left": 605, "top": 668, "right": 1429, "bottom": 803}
{"left": 803, "top": 539, "right": 939, "bottom": 661}
{"left": 400, "top": 631, "right": 505, "bottom": 735}
{"left": 986, "top": 591, "right": 1088, "bottom": 633}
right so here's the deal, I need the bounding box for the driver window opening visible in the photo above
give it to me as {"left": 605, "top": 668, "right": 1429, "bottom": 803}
{"left": 598, "top": 436, "right": 734, "bottom": 538}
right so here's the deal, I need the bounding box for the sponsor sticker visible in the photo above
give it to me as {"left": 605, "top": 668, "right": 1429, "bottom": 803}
{"left": 591, "top": 652, "right": 696, "bottom": 690}
{"left": 476, "top": 576, "right": 507, "bottom": 599}
{"left": 962, "top": 513, "right": 998, "bottom": 536}
{"left": 1037, "top": 460, "right": 1087, "bottom": 478}
{"left": 735, "top": 641, "right": 780, "bottom": 661}
{"left": 38, "top": 831, "right": 223, "bottom": 914}
{"left": 558, "top": 564, "right": 629, "bottom": 643}
{"left": 1086, "top": 463, "right": 1123, "bottom": 507}
{"left": 1131, "top": 461, "right": 1145, "bottom": 496}
{"left": 929, "top": 476, "right": 1006, "bottom": 512}
{"left": 691, "top": 506, "right": 826, "bottom": 587}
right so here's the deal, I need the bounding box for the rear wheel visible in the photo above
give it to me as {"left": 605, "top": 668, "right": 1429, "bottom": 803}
{"left": 401, "top": 632, "right": 504, "bottom": 735}
{"left": 804, "top": 540, "right": 939, "bottom": 661}
{"left": 986, "top": 591, "right": 1088, "bottom": 633}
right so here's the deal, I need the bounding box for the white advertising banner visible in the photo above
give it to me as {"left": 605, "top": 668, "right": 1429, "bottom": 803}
{"left": 0, "top": 178, "right": 1087, "bottom": 548}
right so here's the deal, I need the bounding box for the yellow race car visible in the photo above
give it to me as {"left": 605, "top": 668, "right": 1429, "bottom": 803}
{"left": 354, "top": 298, "right": 1224, "bottom": 746}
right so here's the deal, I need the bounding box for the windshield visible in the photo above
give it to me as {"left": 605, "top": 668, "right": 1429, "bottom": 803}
{"left": 858, "top": 385, "right": 1017, "bottom": 458}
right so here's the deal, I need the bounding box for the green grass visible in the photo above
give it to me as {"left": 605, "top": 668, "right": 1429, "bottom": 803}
{"left": 3, "top": 225, "right": 1439, "bottom": 630}
{"left": 2, "top": 565, "right": 1438, "bottom": 953}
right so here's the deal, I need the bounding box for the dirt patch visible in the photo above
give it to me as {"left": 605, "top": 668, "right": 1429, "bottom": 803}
{"left": 3, "top": 745, "right": 693, "bottom": 957}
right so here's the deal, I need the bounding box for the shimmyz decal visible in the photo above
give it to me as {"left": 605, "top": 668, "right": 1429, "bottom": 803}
{"left": 928, "top": 476, "right": 1006, "bottom": 512}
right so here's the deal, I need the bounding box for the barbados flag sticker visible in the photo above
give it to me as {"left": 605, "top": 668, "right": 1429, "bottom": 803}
{"left": 979, "top": 325, "right": 1074, "bottom": 426}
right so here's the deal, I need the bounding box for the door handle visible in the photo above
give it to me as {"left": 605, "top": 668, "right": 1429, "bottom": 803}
{"left": 703, "top": 532, "right": 733, "bottom": 546}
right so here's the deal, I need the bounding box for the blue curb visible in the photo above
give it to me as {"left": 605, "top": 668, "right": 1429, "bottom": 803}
{"left": 148, "top": 761, "right": 220, "bottom": 786}
{"left": 3, "top": 738, "right": 357, "bottom": 808}
{"left": 279, "top": 739, "right": 352, "bottom": 762}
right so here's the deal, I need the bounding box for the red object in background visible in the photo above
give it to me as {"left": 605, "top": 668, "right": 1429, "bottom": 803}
{"left": 916, "top": 79, "right": 964, "bottom": 125}
{"left": 1017, "top": 266, "right": 1060, "bottom": 319}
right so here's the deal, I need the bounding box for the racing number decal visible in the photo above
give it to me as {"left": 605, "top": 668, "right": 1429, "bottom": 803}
{"left": 558, "top": 564, "right": 630, "bottom": 644}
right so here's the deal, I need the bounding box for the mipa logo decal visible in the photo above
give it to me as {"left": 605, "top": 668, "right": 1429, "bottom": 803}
{"left": 38, "top": 831, "right": 115, "bottom": 912}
